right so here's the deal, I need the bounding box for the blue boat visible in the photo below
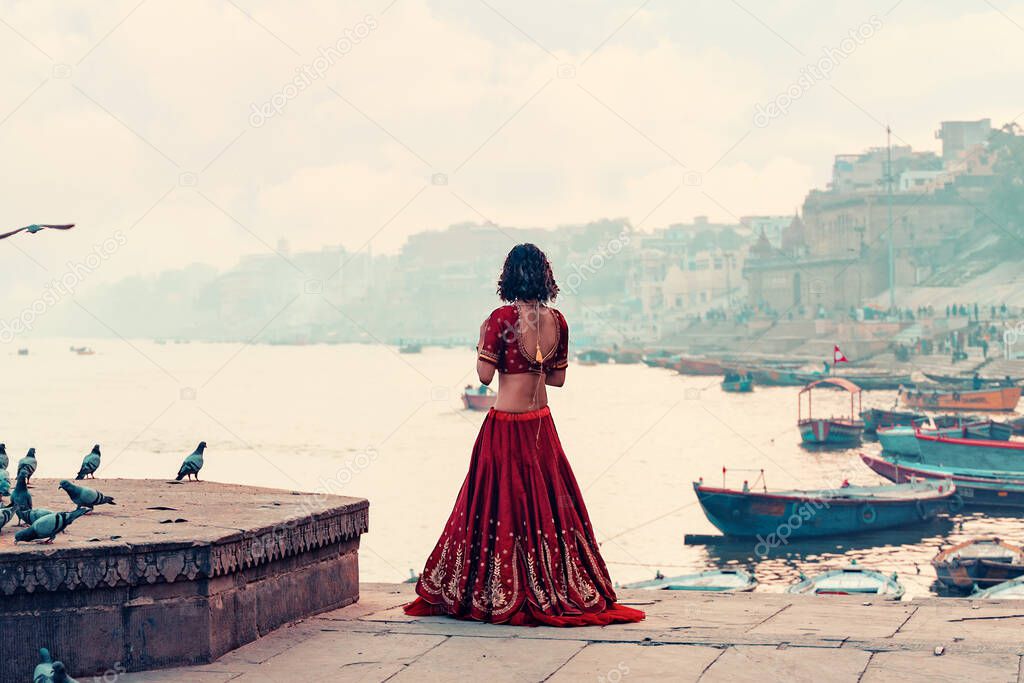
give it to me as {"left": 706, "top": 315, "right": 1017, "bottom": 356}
{"left": 622, "top": 568, "right": 756, "bottom": 592}
{"left": 917, "top": 432, "right": 1024, "bottom": 471}
{"left": 878, "top": 419, "right": 1012, "bottom": 457}
{"left": 932, "top": 539, "right": 1024, "bottom": 592}
{"left": 860, "top": 452, "right": 1024, "bottom": 509}
{"left": 721, "top": 373, "right": 753, "bottom": 393}
{"left": 798, "top": 378, "right": 864, "bottom": 445}
{"left": 786, "top": 563, "right": 904, "bottom": 599}
{"left": 860, "top": 408, "right": 925, "bottom": 434}
{"left": 693, "top": 480, "right": 956, "bottom": 541}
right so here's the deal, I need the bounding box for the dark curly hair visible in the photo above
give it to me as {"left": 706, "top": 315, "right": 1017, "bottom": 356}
{"left": 496, "top": 243, "right": 559, "bottom": 303}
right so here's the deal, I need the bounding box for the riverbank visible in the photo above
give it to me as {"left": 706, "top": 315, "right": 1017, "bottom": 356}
{"left": 121, "top": 582, "right": 1022, "bottom": 681}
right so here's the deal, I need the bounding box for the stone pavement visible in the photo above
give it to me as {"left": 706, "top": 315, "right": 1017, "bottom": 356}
{"left": 121, "top": 583, "right": 1024, "bottom": 682}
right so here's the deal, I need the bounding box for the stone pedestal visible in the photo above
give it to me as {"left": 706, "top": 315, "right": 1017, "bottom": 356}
{"left": 0, "top": 479, "right": 369, "bottom": 679}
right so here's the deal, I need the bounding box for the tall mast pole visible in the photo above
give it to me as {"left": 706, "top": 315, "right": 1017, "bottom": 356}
{"left": 887, "top": 125, "right": 895, "bottom": 310}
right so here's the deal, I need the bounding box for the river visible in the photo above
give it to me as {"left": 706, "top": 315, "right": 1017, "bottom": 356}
{"left": 4, "top": 338, "right": 1022, "bottom": 597}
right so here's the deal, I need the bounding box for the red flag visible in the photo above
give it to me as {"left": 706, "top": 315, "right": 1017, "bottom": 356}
{"left": 833, "top": 345, "right": 849, "bottom": 363}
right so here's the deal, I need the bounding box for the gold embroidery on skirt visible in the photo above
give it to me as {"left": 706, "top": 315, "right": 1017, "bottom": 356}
{"left": 422, "top": 537, "right": 449, "bottom": 596}
{"left": 442, "top": 543, "right": 465, "bottom": 605}
{"left": 574, "top": 529, "right": 614, "bottom": 593}
{"left": 472, "top": 547, "right": 519, "bottom": 617}
{"left": 521, "top": 539, "right": 552, "bottom": 611}
{"left": 541, "top": 538, "right": 569, "bottom": 604}
{"left": 561, "top": 535, "right": 600, "bottom": 607}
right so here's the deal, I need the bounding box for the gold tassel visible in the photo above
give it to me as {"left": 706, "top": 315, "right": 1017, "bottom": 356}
{"left": 535, "top": 343, "right": 544, "bottom": 363}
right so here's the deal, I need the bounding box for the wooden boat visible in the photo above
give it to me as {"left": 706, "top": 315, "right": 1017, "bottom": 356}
{"left": 860, "top": 452, "right": 1024, "bottom": 509}
{"left": 693, "top": 480, "right": 955, "bottom": 539}
{"left": 398, "top": 343, "right": 422, "bottom": 354}
{"left": 923, "top": 373, "right": 1022, "bottom": 387}
{"left": 751, "top": 367, "right": 805, "bottom": 386}
{"left": 860, "top": 408, "right": 925, "bottom": 434}
{"left": 916, "top": 432, "right": 1024, "bottom": 471}
{"left": 902, "top": 386, "right": 1021, "bottom": 412}
{"left": 675, "top": 356, "right": 724, "bottom": 376}
{"left": 975, "top": 577, "right": 1024, "bottom": 599}
{"left": 877, "top": 420, "right": 1010, "bottom": 457}
{"left": 932, "top": 539, "right": 1024, "bottom": 592}
{"left": 1009, "top": 416, "right": 1024, "bottom": 435}
{"left": 796, "top": 372, "right": 911, "bottom": 391}
{"left": 621, "top": 568, "right": 756, "bottom": 592}
{"left": 462, "top": 390, "right": 496, "bottom": 411}
{"left": 786, "top": 564, "right": 904, "bottom": 599}
{"left": 798, "top": 378, "right": 864, "bottom": 445}
{"left": 721, "top": 375, "right": 753, "bottom": 393}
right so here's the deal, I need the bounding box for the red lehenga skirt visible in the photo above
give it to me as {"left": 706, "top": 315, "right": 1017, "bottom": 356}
{"left": 404, "top": 406, "right": 645, "bottom": 627}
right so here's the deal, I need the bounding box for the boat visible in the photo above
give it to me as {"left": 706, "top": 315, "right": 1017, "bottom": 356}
{"left": 975, "top": 577, "right": 1024, "bottom": 599}
{"left": 798, "top": 378, "right": 864, "bottom": 445}
{"left": 860, "top": 452, "right": 1024, "bottom": 509}
{"left": 398, "top": 343, "right": 422, "bottom": 354}
{"left": 721, "top": 373, "right": 753, "bottom": 393}
{"left": 750, "top": 367, "right": 805, "bottom": 386}
{"left": 462, "top": 389, "right": 497, "bottom": 411}
{"left": 693, "top": 479, "right": 955, "bottom": 539}
{"left": 860, "top": 408, "right": 925, "bottom": 434}
{"left": 923, "top": 373, "right": 1022, "bottom": 387}
{"left": 675, "top": 356, "right": 724, "bottom": 376}
{"left": 1009, "top": 416, "right": 1024, "bottom": 435}
{"left": 786, "top": 564, "right": 904, "bottom": 599}
{"left": 902, "top": 386, "right": 1021, "bottom": 412}
{"left": 916, "top": 432, "right": 1024, "bottom": 471}
{"left": 877, "top": 419, "right": 1010, "bottom": 457}
{"left": 621, "top": 568, "right": 756, "bottom": 592}
{"left": 577, "top": 349, "right": 611, "bottom": 365}
{"left": 612, "top": 349, "right": 643, "bottom": 364}
{"left": 795, "top": 372, "right": 912, "bottom": 391}
{"left": 932, "top": 539, "right": 1024, "bottom": 593}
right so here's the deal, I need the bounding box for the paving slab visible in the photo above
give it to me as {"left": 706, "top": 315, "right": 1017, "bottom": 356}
{"left": 702, "top": 645, "right": 871, "bottom": 682}
{"left": 548, "top": 642, "right": 722, "bottom": 681}
{"left": 895, "top": 599, "right": 1024, "bottom": 645}
{"left": 861, "top": 650, "right": 1019, "bottom": 683}
{"left": 749, "top": 596, "right": 916, "bottom": 640}
{"left": 388, "top": 635, "right": 585, "bottom": 682}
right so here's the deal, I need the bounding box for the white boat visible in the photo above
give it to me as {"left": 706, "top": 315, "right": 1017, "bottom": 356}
{"left": 621, "top": 568, "right": 756, "bottom": 592}
{"left": 975, "top": 577, "right": 1024, "bottom": 599}
{"left": 786, "top": 563, "right": 904, "bottom": 599}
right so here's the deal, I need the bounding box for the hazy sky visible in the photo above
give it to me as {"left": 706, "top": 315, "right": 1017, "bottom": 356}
{"left": 2, "top": 0, "right": 1024, "bottom": 300}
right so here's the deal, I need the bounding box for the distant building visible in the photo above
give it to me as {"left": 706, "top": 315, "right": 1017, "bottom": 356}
{"left": 742, "top": 215, "right": 791, "bottom": 249}
{"left": 937, "top": 119, "right": 992, "bottom": 162}
{"left": 830, "top": 146, "right": 941, "bottom": 195}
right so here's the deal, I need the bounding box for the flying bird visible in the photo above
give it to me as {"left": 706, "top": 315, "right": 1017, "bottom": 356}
{"left": 11, "top": 472, "right": 32, "bottom": 524}
{"left": 0, "top": 223, "right": 75, "bottom": 241}
{"left": 76, "top": 444, "right": 101, "bottom": 480}
{"left": 59, "top": 480, "right": 115, "bottom": 509}
{"left": 17, "top": 447, "right": 37, "bottom": 485}
{"left": 0, "top": 443, "right": 7, "bottom": 470}
{"left": 15, "top": 508, "right": 88, "bottom": 543}
{"left": 176, "top": 441, "right": 207, "bottom": 481}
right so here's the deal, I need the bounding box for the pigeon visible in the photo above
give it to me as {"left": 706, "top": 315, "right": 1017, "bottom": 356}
{"left": 33, "top": 647, "right": 78, "bottom": 683}
{"left": 176, "top": 441, "right": 207, "bottom": 481}
{"left": 0, "top": 442, "right": 7, "bottom": 470}
{"left": 59, "top": 480, "right": 115, "bottom": 509}
{"left": 75, "top": 444, "right": 101, "bottom": 480}
{"left": 26, "top": 508, "right": 54, "bottom": 524}
{"left": 0, "top": 223, "right": 75, "bottom": 241}
{"left": 15, "top": 508, "right": 88, "bottom": 543}
{"left": 0, "top": 469, "right": 9, "bottom": 500}
{"left": 11, "top": 472, "right": 32, "bottom": 524}
{"left": 17, "top": 447, "right": 37, "bottom": 484}
{"left": 0, "top": 506, "right": 15, "bottom": 533}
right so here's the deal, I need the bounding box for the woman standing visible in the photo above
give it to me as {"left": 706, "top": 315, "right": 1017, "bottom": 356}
{"left": 404, "top": 244, "right": 644, "bottom": 627}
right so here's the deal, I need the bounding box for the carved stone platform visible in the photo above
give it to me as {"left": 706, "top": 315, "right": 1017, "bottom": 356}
{"left": 0, "top": 478, "right": 369, "bottom": 680}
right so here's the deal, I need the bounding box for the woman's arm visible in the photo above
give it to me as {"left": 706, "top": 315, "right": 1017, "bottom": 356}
{"left": 545, "top": 368, "right": 566, "bottom": 387}
{"left": 476, "top": 316, "right": 497, "bottom": 385}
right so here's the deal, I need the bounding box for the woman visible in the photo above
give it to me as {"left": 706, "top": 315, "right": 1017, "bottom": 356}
{"left": 404, "top": 244, "right": 644, "bottom": 627}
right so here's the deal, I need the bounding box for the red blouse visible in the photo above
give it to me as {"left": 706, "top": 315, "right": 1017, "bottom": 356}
{"left": 477, "top": 304, "right": 569, "bottom": 374}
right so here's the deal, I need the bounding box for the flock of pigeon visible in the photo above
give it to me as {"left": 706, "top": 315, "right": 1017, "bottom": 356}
{"left": 0, "top": 440, "right": 208, "bottom": 544}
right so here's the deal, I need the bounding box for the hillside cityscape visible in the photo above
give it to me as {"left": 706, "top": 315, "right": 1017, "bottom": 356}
{"left": 54, "top": 116, "right": 1024, "bottom": 359}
